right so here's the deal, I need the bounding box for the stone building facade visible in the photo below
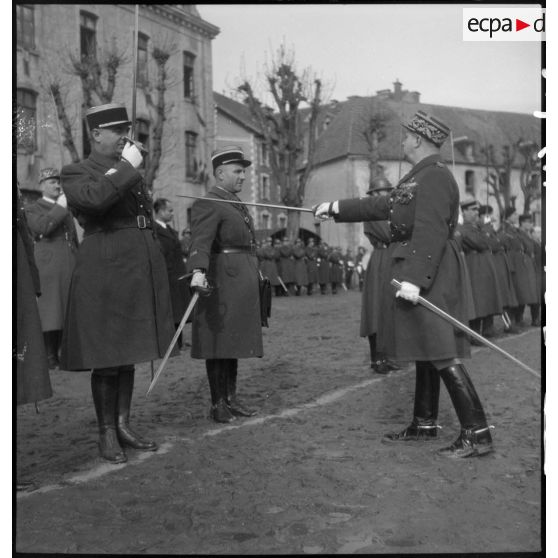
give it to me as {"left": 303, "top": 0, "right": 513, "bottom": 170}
{"left": 16, "top": 4, "right": 219, "bottom": 234}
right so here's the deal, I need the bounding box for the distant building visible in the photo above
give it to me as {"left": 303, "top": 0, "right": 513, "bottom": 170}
{"left": 16, "top": 4, "right": 219, "bottom": 234}
{"left": 300, "top": 81, "right": 542, "bottom": 250}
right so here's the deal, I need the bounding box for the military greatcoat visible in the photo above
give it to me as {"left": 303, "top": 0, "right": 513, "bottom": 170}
{"left": 293, "top": 244, "right": 309, "bottom": 286}
{"left": 458, "top": 221, "right": 503, "bottom": 319}
{"left": 498, "top": 223, "right": 538, "bottom": 306}
{"left": 155, "top": 222, "right": 189, "bottom": 324}
{"left": 317, "top": 245, "right": 330, "bottom": 285}
{"left": 305, "top": 245, "right": 319, "bottom": 284}
{"left": 336, "top": 154, "right": 471, "bottom": 361}
{"left": 278, "top": 244, "right": 296, "bottom": 283}
{"left": 360, "top": 221, "right": 393, "bottom": 338}
{"left": 16, "top": 192, "right": 52, "bottom": 405}
{"left": 59, "top": 151, "right": 176, "bottom": 370}
{"left": 259, "top": 245, "right": 280, "bottom": 286}
{"left": 517, "top": 229, "right": 540, "bottom": 304}
{"left": 186, "top": 187, "right": 263, "bottom": 359}
{"left": 25, "top": 198, "right": 78, "bottom": 331}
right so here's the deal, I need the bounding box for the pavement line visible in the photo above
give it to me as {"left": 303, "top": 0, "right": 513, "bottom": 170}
{"left": 17, "top": 330, "right": 538, "bottom": 497}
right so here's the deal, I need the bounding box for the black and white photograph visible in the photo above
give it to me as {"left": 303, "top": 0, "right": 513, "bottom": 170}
{"left": 14, "top": 2, "right": 545, "bottom": 555}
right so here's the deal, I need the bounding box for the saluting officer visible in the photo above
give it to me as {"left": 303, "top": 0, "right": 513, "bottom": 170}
{"left": 187, "top": 146, "right": 262, "bottom": 423}
{"left": 60, "top": 103, "right": 176, "bottom": 463}
{"left": 314, "top": 110, "right": 493, "bottom": 458}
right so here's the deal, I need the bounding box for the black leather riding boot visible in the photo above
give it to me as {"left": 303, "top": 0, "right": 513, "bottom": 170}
{"left": 438, "top": 363, "right": 493, "bottom": 458}
{"left": 206, "top": 359, "right": 235, "bottom": 423}
{"left": 226, "top": 359, "right": 256, "bottom": 417}
{"left": 469, "top": 318, "right": 483, "bottom": 345}
{"left": 44, "top": 330, "right": 60, "bottom": 368}
{"left": 530, "top": 304, "right": 540, "bottom": 326}
{"left": 482, "top": 315, "right": 495, "bottom": 338}
{"left": 116, "top": 367, "right": 157, "bottom": 451}
{"left": 383, "top": 361, "right": 440, "bottom": 442}
{"left": 91, "top": 370, "right": 127, "bottom": 463}
{"left": 514, "top": 305, "right": 526, "bottom": 326}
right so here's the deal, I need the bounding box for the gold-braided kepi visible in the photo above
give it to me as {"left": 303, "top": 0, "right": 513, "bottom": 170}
{"left": 402, "top": 110, "right": 450, "bottom": 147}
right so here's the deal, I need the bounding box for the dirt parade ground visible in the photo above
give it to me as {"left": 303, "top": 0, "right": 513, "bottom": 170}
{"left": 16, "top": 290, "right": 543, "bottom": 555}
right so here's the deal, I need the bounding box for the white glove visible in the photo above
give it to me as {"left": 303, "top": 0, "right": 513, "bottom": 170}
{"left": 56, "top": 193, "right": 67, "bottom": 208}
{"left": 395, "top": 281, "right": 420, "bottom": 304}
{"left": 121, "top": 141, "right": 143, "bottom": 169}
{"left": 190, "top": 270, "right": 210, "bottom": 294}
{"left": 313, "top": 201, "right": 339, "bottom": 220}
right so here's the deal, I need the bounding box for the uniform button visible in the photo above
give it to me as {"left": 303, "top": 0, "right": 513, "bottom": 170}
{"left": 412, "top": 249, "right": 416, "bottom": 254}
{"left": 401, "top": 241, "right": 407, "bottom": 246}
{"left": 427, "top": 255, "right": 432, "bottom": 259}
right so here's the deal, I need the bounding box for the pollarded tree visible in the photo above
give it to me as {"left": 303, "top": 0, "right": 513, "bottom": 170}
{"left": 237, "top": 44, "right": 323, "bottom": 240}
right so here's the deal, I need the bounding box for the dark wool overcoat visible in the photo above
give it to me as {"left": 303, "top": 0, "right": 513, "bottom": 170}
{"left": 59, "top": 151, "right": 176, "bottom": 370}
{"left": 278, "top": 245, "right": 296, "bottom": 283}
{"left": 186, "top": 187, "right": 263, "bottom": 359}
{"left": 336, "top": 154, "right": 471, "bottom": 362}
{"left": 154, "top": 222, "right": 190, "bottom": 323}
{"left": 317, "top": 245, "right": 330, "bottom": 284}
{"left": 25, "top": 198, "right": 78, "bottom": 331}
{"left": 458, "top": 222, "right": 503, "bottom": 319}
{"left": 16, "top": 194, "right": 53, "bottom": 405}
{"left": 259, "top": 245, "right": 280, "bottom": 286}
{"left": 517, "top": 229, "right": 541, "bottom": 304}
{"left": 305, "top": 246, "right": 319, "bottom": 284}
{"left": 498, "top": 223, "right": 538, "bottom": 306}
{"left": 360, "top": 221, "right": 393, "bottom": 338}
{"left": 293, "top": 245, "right": 309, "bottom": 286}
{"left": 328, "top": 249, "right": 344, "bottom": 284}
{"left": 482, "top": 224, "right": 518, "bottom": 309}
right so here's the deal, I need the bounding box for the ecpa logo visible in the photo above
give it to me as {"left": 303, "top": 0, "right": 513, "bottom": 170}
{"left": 463, "top": 8, "right": 545, "bottom": 41}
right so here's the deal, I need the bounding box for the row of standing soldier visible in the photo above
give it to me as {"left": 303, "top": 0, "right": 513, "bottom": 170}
{"left": 256, "top": 237, "right": 358, "bottom": 296}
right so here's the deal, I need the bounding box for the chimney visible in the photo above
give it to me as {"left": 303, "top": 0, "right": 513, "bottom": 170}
{"left": 410, "top": 91, "right": 421, "bottom": 103}
{"left": 393, "top": 79, "right": 403, "bottom": 101}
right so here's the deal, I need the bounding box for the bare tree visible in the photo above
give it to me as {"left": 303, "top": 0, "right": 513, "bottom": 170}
{"left": 237, "top": 44, "right": 323, "bottom": 240}
{"left": 361, "top": 98, "right": 388, "bottom": 187}
{"left": 481, "top": 138, "right": 541, "bottom": 215}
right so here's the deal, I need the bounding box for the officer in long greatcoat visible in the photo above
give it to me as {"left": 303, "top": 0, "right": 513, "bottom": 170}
{"left": 361, "top": 177, "right": 400, "bottom": 374}
{"left": 498, "top": 207, "right": 538, "bottom": 328}
{"left": 259, "top": 237, "right": 280, "bottom": 292}
{"left": 187, "top": 146, "right": 263, "bottom": 423}
{"left": 305, "top": 238, "right": 319, "bottom": 295}
{"left": 518, "top": 213, "right": 541, "bottom": 327}
{"left": 458, "top": 197, "right": 503, "bottom": 339}
{"left": 60, "top": 103, "right": 176, "bottom": 463}
{"left": 25, "top": 168, "right": 78, "bottom": 368}
{"left": 314, "top": 110, "right": 493, "bottom": 458}
{"left": 154, "top": 198, "right": 190, "bottom": 341}
{"left": 293, "top": 238, "right": 308, "bottom": 295}
{"left": 317, "top": 241, "right": 331, "bottom": 294}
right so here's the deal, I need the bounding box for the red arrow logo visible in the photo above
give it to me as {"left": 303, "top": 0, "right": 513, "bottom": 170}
{"left": 516, "top": 19, "right": 530, "bottom": 31}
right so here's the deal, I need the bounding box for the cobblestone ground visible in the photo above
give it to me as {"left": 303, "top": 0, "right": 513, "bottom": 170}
{"left": 16, "top": 290, "right": 543, "bottom": 554}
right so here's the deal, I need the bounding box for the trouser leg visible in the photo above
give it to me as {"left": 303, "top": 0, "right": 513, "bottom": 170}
{"left": 307, "top": 283, "right": 313, "bottom": 295}
{"left": 116, "top": 366, "right": 157, "bottom": 451}
{"left": 44, "top": 330, "right": 60, "bottom": 367}
{"left": 206, "top": 359, "right": 235, "bottom": 423}
{"left": 438, "top": 363, "right": 493, "bottom": 458}
{"left": 91, "top": 368, "right": 127, "bottom": 463}
{"left": 226, "top": 359, "right": 256, "bottom": 417}
{"left": 530, "top": 304, "right": 540, "bottom": 326}
{"left": 469, "top": 318, "right": 483, "bottom": 345}
{"left": 482, "top": 315, "right": 495, "bottom": 337}
{"left": 514, "top": 305, "right": 525, "bottom": 326}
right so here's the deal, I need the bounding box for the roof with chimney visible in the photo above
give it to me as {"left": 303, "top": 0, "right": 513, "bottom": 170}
{"left": 310, "top": 82, "right": 541, "bottom": 168}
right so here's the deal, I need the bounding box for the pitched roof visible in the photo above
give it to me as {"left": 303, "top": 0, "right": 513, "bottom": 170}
{"left": 312, "top": 97, "right": 542, "bottom": 168}
{"left": 214, "top": 91, "right": 262, "bottom": 135}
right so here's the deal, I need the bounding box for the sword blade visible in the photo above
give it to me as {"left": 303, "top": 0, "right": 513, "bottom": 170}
{"left": 390, "top": 279, "right": 540, "bottom": 379}
{"left": 176, "top": 194, "right": 314, "bottom": 213}
{"left": 146, "top": 291, "right": 200, "bottom": 396}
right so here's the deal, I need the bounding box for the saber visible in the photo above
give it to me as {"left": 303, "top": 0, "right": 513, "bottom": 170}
{"left": 277, "top": 276, "right": 289, "bottom": 294}
{"left": 130, "top": 4, "right": 139, "bottom": 140}
{"left": 177, "top": 194, "right": 314, "bottom": 213}
{"left": 390, "top": 279, "right": 540, "bottom": 379}
{"left": 146, "top": 292, "right": 199, "bottom": 396}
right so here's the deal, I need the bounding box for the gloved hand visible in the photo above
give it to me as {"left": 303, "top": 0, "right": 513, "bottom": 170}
{"left": 395, "top": 281, "right": 420, "bottom": 304}
{"left": 56, "top": 193, "right": 67, "bottom": 208}
{"left": 312, "top": 201, "right": 339, "bottom": 220}
{"left": 121, "top": 141, "right": 143, "bottom": 169}
{"left": 190, "top": 269, "right": 212, "bottom": 295}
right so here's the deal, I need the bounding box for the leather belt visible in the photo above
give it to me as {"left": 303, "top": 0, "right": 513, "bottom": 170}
{"left": 84, "top": 215, "right": 152, "bottom": 237}
{"left": 215, "top": 245, "right": 256, "bottom": 255}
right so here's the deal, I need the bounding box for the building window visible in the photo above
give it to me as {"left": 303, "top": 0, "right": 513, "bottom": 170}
{"left": 278, "top": 214, "right": 287, "bottom": 229}
{"left": 260, "top": 142, "right": 269, "bottom": 166}
{"left": 465, "top": 170, "right": 476, "bottom": 196}
{"left": 16, "top": 88, "right": 37, "bottom": 152}
{"left": 185, "top": 131, "right": 198, "bottom": 179}
{"left": 138, "top": 33, "right": 149, "bottom": 84}
{"left": 183, "top": 52, "right": 195, "bottom": 99}
{"left": 17, "top": 5, "right": 35, "bottom": 50}
{"left": 261, "top": 175, "right": 270, "bottom": 200}
{"left": 80, "top": 11, "right": 97, "bottom": 60}
{"left": 261, "top": 212, "right": 270, "bottom": 230}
